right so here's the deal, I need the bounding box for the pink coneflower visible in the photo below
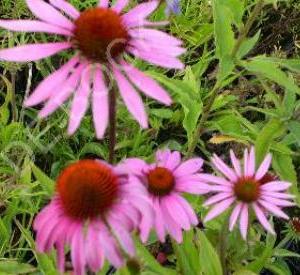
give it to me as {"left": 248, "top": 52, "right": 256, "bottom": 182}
{"left": 34, "top": 159, "right": 152, "bottom": 274}
{"left": 0, "top": 0, "right": 184, "bottom": 138}
{"left": 118, "top": 149, "right": 208, "bottom": 243}
{"left": 201, "top": 147, "right": 295, "bottom": 239}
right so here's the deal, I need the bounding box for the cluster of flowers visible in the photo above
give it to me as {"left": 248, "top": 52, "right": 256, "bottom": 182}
{"left": 0, "top": 0, "right": 295, "bottom": 274}
{"left": 34, "top": 148, "right": 294, "bottom": 274}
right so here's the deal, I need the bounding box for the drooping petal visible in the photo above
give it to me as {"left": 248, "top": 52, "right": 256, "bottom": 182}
{"left": 120, "top": 60, "right": 172, "bottom": 105}
{"left": 25, "top": 56, "right": 79, "bottom": 106}
{"left": 258, "top": 200, "right": 289, "bottom": 219}
{"left": 112, "top": 0, "right": 129, "bottom": 13}
{"left": 204, "top": 197, "right": 235, "bottom": 223}
{"left": 113, "top": 65, "right": 148, "bottom": 128}
{"left": 162, "top": 195, "right": 190, "bottom": 230}
{"left": 255, "top": 153, "right": 272, "bottom": 181}
{"left": 26, "top": 0, "right": 74, "bottom": 30}
{"left": 0, "top": 42, "right": 71, "bottom": 62}
{"left": 153, "top": 198, "right": 166, "bottom": 242}
{"left": 239, "top": 204, "right": 249, "bottom": 240}
{"left": 260, "top": 196, "right": 295, "bottom": 207}
{"left": 49, "top": 0, "right": 80, "bottom": 20}
{"left": 173, "top": 158, "right": 203, "bottom": 177}
{"left": 229, "top": 203, "right": 242, "bottom": 231}
{"left": 92, "top": 68, "right": 109, "bottom": 139}
{"left": 39, "top": 64, "right": 85, "bottom": 118}
{"left": 70, "top": 228, "right": 85, "bottom": 275}
{"left": 56, "top": 240, "right": 66, "bottom": 273}
{"left": 230, "top": 150, "right": 241, "bottom": 177}
{"left": 260, "top": 191, "right": 295, "bottom": 200}
{"left": 122, "top": 1, "right": 159, "bottom": 28}
{"left": 252, "top": 203, "right": 275, "bottom": 235}
{"left": 0, "top": 20, "right": 73, "bottom": 36}
{"left": 68, "top": 66, "right": 92, "bottom": 135}
{"left": 173, "top": 194, "right": 198, "bottom": 225}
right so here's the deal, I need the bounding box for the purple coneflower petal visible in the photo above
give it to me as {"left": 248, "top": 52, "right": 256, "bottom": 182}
{"left": 113, "top": 66, "right": 148, "bottom": 128}
{"left": 160, "top": 200, "right": 183, "bottom": 243}
{"left": 25, "top": 56, "right": 79, "bottom": 106}
{"left": 173, "top": 194, "right": 198, "bottom": 225}
{"left": 260, "top": 196, "right": 295, "bottom": 207}
{"left": 0, "top": 20, "right": 72, "bottom": 36}
{"left": 122, "top": 1, "right": 159, "bottom": 28}
{"left": 92, "top": 68, "right": 109, "bottom": 139}
{"left": 239, "top": 204, "right": 249, "bottom": 239}
{"left": 98, "top": 0, "right": 109, "bottom": 8}
{"left": 243, "top": 148, "right": 249, "bottom": 176}
{"left": 0, "top": 42, "right": 71, "bottom": 62}
{"left": 173, "top": 158, "right": 203, "bottom": 177}
{"left": 164, "top": 151, "right": 181, "bottom": 170}
{"left": 156, "top": 149, "right": 171, "bottom": 166}
{"left": 229, "top": 203, "right": 242, "bottom": 231}
{"left": 39, "top": 64, "right": 85, "bottom": 118}
{"left": 56, "top": 240, "right": 65, "bottom": 273}
{"left": 120, "top": 60, "right": 172, "bottom": 105}
{"left": 258, "top": 200, "right": 289, "bottom": 219}
{"left": 68, "top": 67, "right": 92, "bottom": 135}
{"left": 129, "top": 28, "right": 182, "bottom": 46}
{"left": 260, "top": 191, "right": 295, "bottom": 199}
{"left": 115, "top": 160, "right": 147, "bottom": 176}
{"left": 86, "top": 226, "right": 104, "bottom": 272}
{"left": 255, "top": 153, "right": 272, "bottom": 181}
{"left": 26, "top": 0, "right": 74, "bottom": 30}
{"left": 175, "top": 181, "right": 212, "bottom": 194}
{"left": 204, "top": 197, "right": 235, "bottom": 223}
{"left": 108, "top": 217, "right": 135, "bottom": 257}
{"left": 252, "top": 203, "right": 275, "bottom": 235}
{"left": 203, "top": 193, "right": 234, "bottom": 207}
{"left": 196, "top": 173, "right": 232, "bottom": 186}
{"left": 71, "top": 228, "right": 85, "bottom": 275}
{"left": 162, "top": 196, "right": 190, "bottom": 230}
{"left": 112, "top": 0, "right": 129, "bottom": 13}
{"left": 230, "top": 150, "right": 241, "bottom": 177}
{"left": 153, "top": 198, "right": 166, "bottom": 242}
{"left": 246, "top": 147, "right": 255, "bottom": 177}
{"left": 212, "top": 154, "right": 237, "bottom": 182}
{"left": 127, "top": 46, "right": 184, "bottom": 69}
{"left": 260, "top": 181, "right": 292, "bottom": 192}
{"left": 49, "top": 0, "right": 80, "bottom": 19}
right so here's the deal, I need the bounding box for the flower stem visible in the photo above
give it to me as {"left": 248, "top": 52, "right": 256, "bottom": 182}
{"left": 108, "top": 87, "right": 117, "bottom": 164}
{"left": 186, "top": 0, "right": 265, "bottom": 157}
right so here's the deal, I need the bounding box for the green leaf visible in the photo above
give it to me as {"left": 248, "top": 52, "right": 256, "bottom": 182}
{"left": 197, "top": 230, "right": 223, "bottom": 275}
{"left": 287, "top": 121, "right": 300, "bottom": 146}
{"left": 254, "top": 119, "right": 284, "bottom": 165}
{"left": 0, "top": 261, "right": 36, "bottom": 274}
{"left": 242, "top": 58, "right": 300, "bottom": 95}
{"left": 233, "top": 270, "right": 257, "bottom": 275}
{"left": 79, "top": 142, "right": 106, "bottom": 158}
{"left": 212, "top": 0, "right": 235, "bottom": 81}
{"left": 226, "top": 0, "right": 244, "bottom": 26}
{"left": 31, "top": 163, "right": 55, "bottom": 195}
{"left": 236, "top": 30, "right": 261, "bottom": 59}
{"left": 247, "top": 233, "right": 276, "bottom": 273}
{"left": 272, "top": 151, "right": 300, "bottom": 205}
{"left": 274, "top": 248, "right": 300, "bottom": 258}
{"left": 172, "top": 231, "right": 200, "bottom": 275}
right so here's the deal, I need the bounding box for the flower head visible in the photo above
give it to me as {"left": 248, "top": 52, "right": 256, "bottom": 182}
{"left": 34, "top": 159, "right": 152, "bottom": 274}
{"left": 202, "top": 147, "right": 295, "bottom": 239}
{"left": 0, "top": 0, "right": 185, "bottom": 138}
{"left": 118, "top": 149, "right": 208, "bottom": 243}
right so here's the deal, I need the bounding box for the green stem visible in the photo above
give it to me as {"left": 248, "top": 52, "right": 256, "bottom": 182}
{"left": 10, "top": 71, "right": 17, "bottom": 122}
{"left": 219, "top": 217, "right": 229, "bottom": 275}
{"left": 108, "top": 87, "right": 117, "bottom": 164}
{"left": 186, "top": 0, "right": 265, "bottom": 157}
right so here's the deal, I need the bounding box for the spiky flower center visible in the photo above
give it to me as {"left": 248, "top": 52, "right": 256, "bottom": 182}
{"left": 234, "top": 177, "right": 260, "bottom": 203}
{"left": 147, "top": 167, "right": 175, "bottom": 196}
{"left": 291, "top": 217, "right": 300, "bottom": 234}
{"left": 57, "top": 160, "right": 119, "bottom": 219}
{"left": 74, "top": 8, "right": 129, "bottom": 62}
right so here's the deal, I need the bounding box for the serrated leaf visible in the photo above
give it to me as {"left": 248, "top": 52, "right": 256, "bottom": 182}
{"left": 237, "top": 30, "right": 261, "bottom": 59}
{"left": 31, "top": 163, "right": 55, "bottom": 195}
{"left": 287, "top": 121, "right": 300, "bottom": 146}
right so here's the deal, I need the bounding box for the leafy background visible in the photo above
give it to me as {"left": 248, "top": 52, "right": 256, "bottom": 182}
{"left": 0, "top": 0, "right": 300, "bottom": 274}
